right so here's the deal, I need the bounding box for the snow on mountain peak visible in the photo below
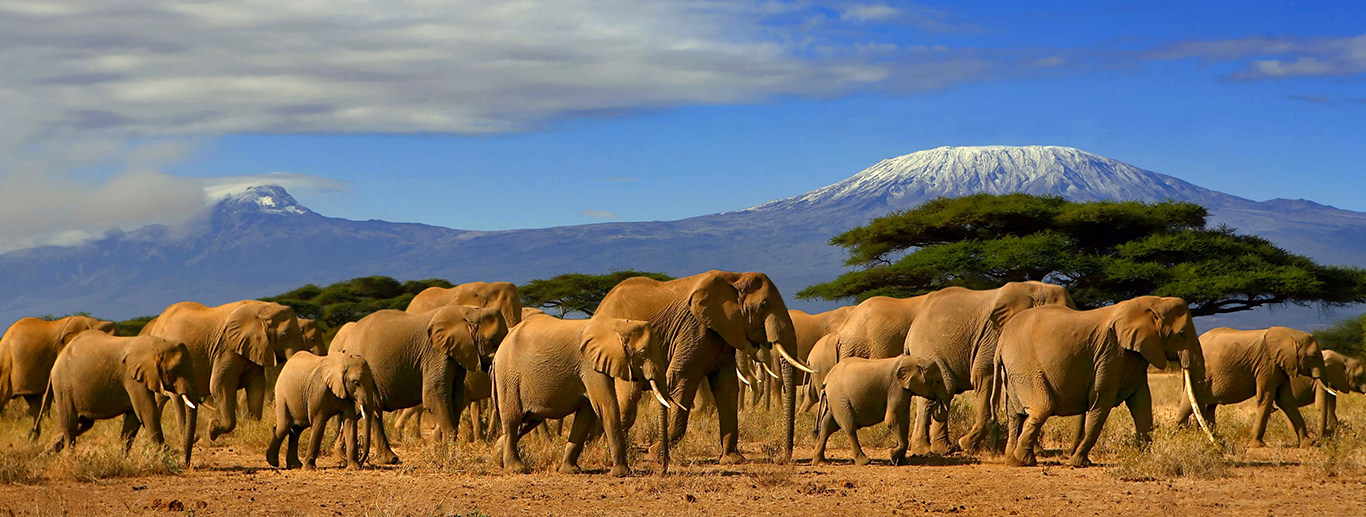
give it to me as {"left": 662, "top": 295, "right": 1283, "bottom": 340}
{"left": 214, "top": 185, "right": 312, "bottom": 216}
{"left": 740, "top": 145, "right": 1231, "bottom": 213}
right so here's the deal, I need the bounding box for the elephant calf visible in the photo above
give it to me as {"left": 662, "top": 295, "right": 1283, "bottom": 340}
{"left": 267, "top": 352, "right": 379, "bottom": 470}
{"left": 493, "top": 316, "right": 675, "bottom": 477}
{"left": 40, "top": 331, "right": 200, "bottom": 467}
{"left": 812, "top": 355, "right": 949, "bottom": 466}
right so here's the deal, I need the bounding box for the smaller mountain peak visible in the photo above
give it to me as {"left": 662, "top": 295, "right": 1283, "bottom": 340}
{"left": 215, "top": 185, "right": 312, "bottom": 216}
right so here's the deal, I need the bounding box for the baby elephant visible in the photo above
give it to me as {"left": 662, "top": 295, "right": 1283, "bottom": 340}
{"left": 267, "top": 352, "right": 379, "bottom": 470}
{"left": 812, "top": 355, "right": 949, "bottom": 466}
{"left": 40, "top": 331, "right": 200, "bottom": 467}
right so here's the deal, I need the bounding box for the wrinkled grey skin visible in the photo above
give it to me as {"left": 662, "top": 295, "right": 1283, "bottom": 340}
{"left": 811, "top": 355, "right": 950, "bottom": 466}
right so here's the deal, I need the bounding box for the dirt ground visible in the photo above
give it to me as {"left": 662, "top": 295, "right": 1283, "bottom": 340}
{"left": 4, "top": 372, "right": 1366, "bottom": 517}
{"left": 4, "top": 444, "right": 1364, "bottom": 517}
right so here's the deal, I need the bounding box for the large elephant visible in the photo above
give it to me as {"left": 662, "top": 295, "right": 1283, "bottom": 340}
{"left": 1286, "top": 350, "right": 1366, "bottom": 438}
{"left": 832, "top": 295, "right": 930, "bottom": 361}
{"left": 903, "top": 282, "right": 1074, "bottom": 455}
{"left": 331, "top": 306, "right": 507, "bottom": 464}
{"left": 268, "top": 352, "right": 380, "bottom": 470}
{"left": 140, "top": 300, "right": 304, "bottom": 440}
{"left": 40, "top": 331, "right": 200, "bottom": 467}
{"left": 1173, "top": 326, "right": 1326, "bottom": 448}
{"left": 402, "top": 281, "right": 524, "bottom": 439}
{"left": 595, "top": 270, "right": 814, "bottom": 464}
{"left": 493, "top": 316, "right": 675, "bottom": 476}
{"left": 789, "top": 307, "right": 853, "bottom": 413}
{"left": 0, "top": 316, "right": 116, "bottom": 420}
{"left": 997, "top": 296, "right": 1213, "bottom": 468}
{"left": 407, "top": 281, "right": 524, "bottom": 327}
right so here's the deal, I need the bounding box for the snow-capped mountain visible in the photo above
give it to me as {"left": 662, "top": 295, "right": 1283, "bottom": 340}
{"left": 1, "top": 145, "right": 1363, "bottom": 330}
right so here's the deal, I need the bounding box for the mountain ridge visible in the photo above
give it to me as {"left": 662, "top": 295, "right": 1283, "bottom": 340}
{"left": 2, "top": 145, "right": 1363, "bottom": 330}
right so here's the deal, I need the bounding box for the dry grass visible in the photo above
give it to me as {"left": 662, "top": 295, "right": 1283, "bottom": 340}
{"left": 1110, "top": 427, "right": 1231, "bottom": 480}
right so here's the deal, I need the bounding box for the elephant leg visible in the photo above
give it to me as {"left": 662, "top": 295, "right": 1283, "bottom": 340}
{"left": 498, "top": 406, "right": 526, "bottom": 473}
{"left": 586, "top": 375, "right": 629, "bottom": 477}
{"left": 707, "top": 366, "right": 745, "bottom": 465}
{"left": 1249, "top": 391, "right": 1276, "bottom": 448}
{"left": 811, "top": 406, "right": 837, "bottom": 466}
{"left": 560, "top": 405, "right": 597, "bottom": 474}
{"left": 891, "top": 402, "right": 911, "bottom": 466}
{"left": 909, "top": 396, "right": 933, "bottom": 454}
{"left": 799, "top": 380, "right": 817, "bottom": 414}
{"left": 303, "top": 414, "right": 328, "bottom": 470}
{"left": 119, "top": 413, "right": 141, "bottom": 453}
{"left": 469, "top": 400, "right": 484, "bottom": 443}
{"left": 844, "top": 420, "right": 868, "bottom": 466}
{"left": 422, "top": 366, "right": 462, "bottom": 443}
{"left": 342, "top": 415, "right": 360, "bottom": 470}
{"left": 266, "top": 419, "right": 289, "bottom": 468}
{"left": 1126, "top": 384, "right": 1154, "bottom": 447}
{"left": 959, "top": 385, "right": 996, "bottom": 452}
{"left": 1068, "top": 405, "right": 1112, "bottom": 468}
{"left": 1172, "top": 388, "right": 1194, "bottom": 427}
{"left": 130, "top": 389, "right": 165, "bottom": 446}
{"left": 1274, "top": 385, "right": 1313, "bottom": 448}
{"left": 928, "top": 397, "right": 954, "bottom": 455}
{"left": 286, "top": 428, "right": 303, "bottom": 469}
{"left": 207, "top": 365, "right": 242, "bottom": 441}
{"left": 244, "top": 370, "right": 266, "bottom": 421}
{"left": 369, "top": 410, "right": 401, "bottom": 465}
{"left": 1009, "top": 412, "right": 1047, "bottom": 467}
{"left": 22, "top": 395, "right": 43, "bottom": 423}
{"left": 614, "top": 378, "right": 644, "bottom": 436}
{"left": 1316, "top": 388, "right": 1336, "bottom": 438}
{"left": 1004, "top": 410, "right": 1023, "bottom": 461}
{"left": 1069, "top": 416, "right": 1085, "bottom": 457}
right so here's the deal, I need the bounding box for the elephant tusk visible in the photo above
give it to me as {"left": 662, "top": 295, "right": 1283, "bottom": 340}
{"left": 735, "top": 368, "right": 751, "bottom": 386}
{"left": 649, "top": 379, "right": 672, "bottom": 410}
{"left": 774, "top": 344, "right": 816, "bottom": 374}
{"left": 1184, "top": 368, "right": 1217, "bottom": 445}
{"left": 759, "top": 361, "right": 781, "bottom": 380}
{"left": 1317, "top": 380, "right": 1341, "bottom": 398}
{"left": 180, "top": 395, "right": 197, "bottom": 410}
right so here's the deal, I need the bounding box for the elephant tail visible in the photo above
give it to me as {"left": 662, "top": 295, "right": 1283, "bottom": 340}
{"left": 29, "top": 378, "right": 52, "bottom": 441}
{"left": 989, "top": 352, "right": 1006, "bottom": 423}
{"left": 487, "top": 362, "right": 499, "bottom": 436}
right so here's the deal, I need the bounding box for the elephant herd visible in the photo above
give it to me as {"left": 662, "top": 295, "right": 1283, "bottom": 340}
{"left": 0, "top": 272, "right": 1361, "bottom": 478}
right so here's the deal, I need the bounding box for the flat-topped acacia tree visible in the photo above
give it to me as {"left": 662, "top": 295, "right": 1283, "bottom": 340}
{"left": 800, "top": 193, "right": 1366, "bottom": 316}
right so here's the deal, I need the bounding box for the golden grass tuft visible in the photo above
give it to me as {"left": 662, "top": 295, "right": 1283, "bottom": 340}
{"left": 1109, "top": 426, "right": 1231, "bottom": 481}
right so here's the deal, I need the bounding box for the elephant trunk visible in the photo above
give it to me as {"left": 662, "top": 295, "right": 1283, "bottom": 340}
{"left": 182, "top": 405, "right": 198, "bottom": 468}
{"left": 763, "top": 311, "right": 801, "bottom": 463}
{"left": 658, "top": 389, "right": 670, "bottom": 477}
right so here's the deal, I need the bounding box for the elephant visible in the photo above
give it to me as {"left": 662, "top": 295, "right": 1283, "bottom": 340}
{"left": 296, "top": 318, "right": 327, "bottom": 357}
{"left": 331, "top": 305, "right": 507, "bottom": 464}
{"left": 1286, "top": 350, "right": 1366, "bottom": 438}
{"left": 903, "top": 282, "right": 1074, "bottom": 455}
{"left": 0, "top": 316, "right": 116, "bottom": 420}
{"left": 1173, "top": 326, "right": 1326, "bottom": 448}
{"left": 789, "top": 307, "right": 854, "bottom": 412}
{"left": 521, "top": 307, "right": 548, "bottom": 320}
{"left": 595, "top": 270, "right": 815, "bottom": 464}
{"left": 140, "top": 300, "right": 304, "bottom": 440}
{"left": 997, "top": 296, "right": 1213, "bottom": 468}
{"left": 267, "top": 352, "right": 379, "bottom": 470}
{"left": 392, "top": 367, "right": 495, "bottom": 442}
{"left": 493, "top": 316, "right": 676, "bottom": 476}
{"left": 811, "top": 355, "right": 950, "bottom": 466}
{"left": 832, "top": 295, "right": 930, "bottom": 361}
{"left": 38, "top": 331, "right": 200, "bottom": 467}
{"left": 407, "top": 281, "right": 524, "bottom": 327}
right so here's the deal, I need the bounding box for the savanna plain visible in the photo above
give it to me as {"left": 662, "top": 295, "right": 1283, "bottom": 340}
{"left": 1, "top": 373, "right": 1362, "bottom": 516}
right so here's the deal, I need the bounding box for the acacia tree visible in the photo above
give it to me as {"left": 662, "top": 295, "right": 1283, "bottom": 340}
{"left": 520, "top": 270, "right": 675, "bottom": 318}
{"left": 799, "top": 193, "right": 1366, "bottom": 316}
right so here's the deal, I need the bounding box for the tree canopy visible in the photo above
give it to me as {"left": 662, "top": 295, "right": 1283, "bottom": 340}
{"left": 799, "top": 193, "right": 1366, "bottom": 316}
{"left": 520, "top": 270, "right": 675, "bottom": 318}
{"left": 261, "top": 276, "right": 455, "bottom": 330}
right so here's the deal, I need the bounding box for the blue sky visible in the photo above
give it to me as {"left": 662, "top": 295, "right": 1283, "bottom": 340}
{"left": 1, "top": 1, "right": 1364, "bottom": 245}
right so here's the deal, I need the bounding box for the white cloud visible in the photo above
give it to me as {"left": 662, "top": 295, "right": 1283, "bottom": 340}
{"left": 1146, "top": 33, "right": 1366, "bottom": 81}
{"left": 841, "top": 4, "right": 899, "bottom": 23}
{"left": 580, "top": 209, "right": 620, "bottom": 219}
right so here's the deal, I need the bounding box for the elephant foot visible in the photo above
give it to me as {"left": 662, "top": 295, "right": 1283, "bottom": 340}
{"left": 505, "top": 460, "right": 530, "bottom": 474}
{"left": 1067, "top": 454, "right": 1091, "bottom": 468}
{"left": 957, "top": 434, "right": 985, "bottom": 453}
{"left": 810, "top": 456, "right": 827, "bottom": 467}
{"left": 930, "top": 441, "right": 957, "bottom": 456}
{"left": 719, "top": 451, "right": 746, "bottom": 465}
{"left": 27, "top": 429, "right": 40, "bottom": 443}
{"left": 908, "top": 442, "right": 933, "bottom": 456}
{"left": 1299, "top": 437, "right": 1316, "bottom": 448}
{"left": 558, "top": 462, "right": 582, "bottom": 475}
{"left": 853, "top": 454, "right": 870, "bottom": 466}
{"left": 286, "top": 459, "right": 303, "bottom": 469}
{"left": 301, "top": 461, "right": 316, "bottom": 471}
{"left": 890, "top": 450, "right": 908, "bottom": 466}
{"left": 346, "top": 461, "right": 361, "bottom": 471}
{"left": 1004, "top": 454, "right": 1024, "bottom": 467}
{"left": 609, "top": 464, "right": 630, "bottom": 478}
{"left": 1248, "top": 439, "right": 1267, "bottom": 449}
{"left": 266, "top": 454, "right": 280, "bottom": 468}
{"left": 373, "top": 451, "right": 402, "bottom": 465}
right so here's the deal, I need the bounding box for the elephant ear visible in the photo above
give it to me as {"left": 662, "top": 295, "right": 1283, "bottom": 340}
{"left": 689, "top": 275, "right": 751, "bottom": 353}
{"left": 428, "top": 308, "right": 480, "bottom": 372}
{"left": 323, "top": 357, "right": 348, "bottom": 400}
{"left": 224, "top": 305, "right": 276, "bottom": 368}
{"left": 1265, "top": 327, "right": 1303, "bottom": 377}
{"left": 894, "top": 357, "right": 926, "bottom": 391}
{"left": 989, "top": 283, "right": 1039, "bottom": 330}
{"left": 580, "top": 319, "right": 632, "bottom": 380}
{"left": 123, "top": 337, "right": 163, "bottom": 393}
{"left": 56, "top": 317, "right": 89, "bottom": 346}
{"left": 1108, "top": 300, "right": 1167, "bottom": 370}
